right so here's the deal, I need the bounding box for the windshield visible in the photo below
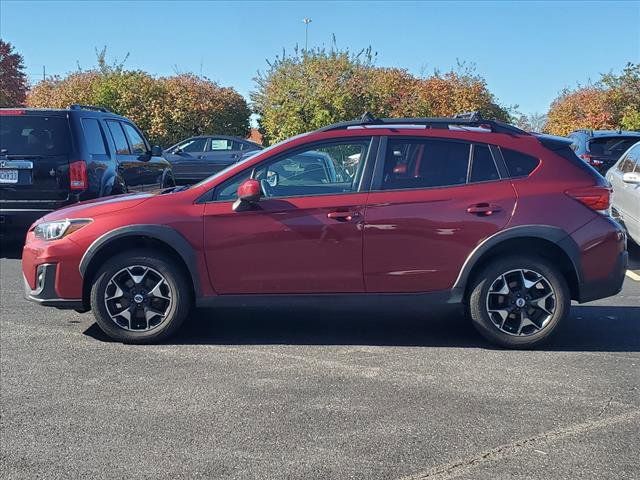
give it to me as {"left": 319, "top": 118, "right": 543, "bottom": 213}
{"left": 0, "top": 115, "right": 71, "bottom": 156}
{"left": 189, "top": 131, "right": 311, "bottom": 189}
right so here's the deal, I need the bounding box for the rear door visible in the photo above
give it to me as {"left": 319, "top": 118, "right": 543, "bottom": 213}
{"left": 363, "top": 137, "right": 517, "bottom": 293}
{"left": 105, "top": 120, "right": 146, "bottom": 192}
{"left": 201, "top": 138, "right": 242, "bottom": 176}
{"left": 0, "top": 111, "right": 71, "bottom": 208}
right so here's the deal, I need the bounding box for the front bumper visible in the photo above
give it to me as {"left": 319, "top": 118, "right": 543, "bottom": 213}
{"left": 23, "top": 263, "right": 85, "bottom": 310}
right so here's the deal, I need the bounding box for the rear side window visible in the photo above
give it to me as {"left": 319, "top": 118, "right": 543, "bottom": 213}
{"left": 0, "top": 115, "right": 70, "bottom": 156}
{"left": 382, "top": 139, "right": 470, "bottom": 190}
{"left": 501, "top": 148, "right": 540, "bottom": 178}
{"left": 209, "top": 139, "right": 238, "bottom": 151}
{"left": 106, "top": 121, "right": 130, "bottom": 155}
{"left": 469, "top": 144, "right": 499, "bottom": 182}
{"left": 81, "top": 118, "right": 107, "bottom": 155}
{"left": 618, "top": 145, "right": 640, "bottom": 173}
{"left": 122, "top": 123, "right": 147, "bottom": 155}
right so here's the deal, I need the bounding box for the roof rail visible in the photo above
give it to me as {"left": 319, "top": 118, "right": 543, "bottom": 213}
{"left": 69, "top": 104, "right": 111, "bottom": 113}
{"left": 317, "top": 111, "right": 528, "bottom": 135}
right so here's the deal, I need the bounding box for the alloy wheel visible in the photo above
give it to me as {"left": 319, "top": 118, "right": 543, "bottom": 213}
{"left": 103, "top": 265, "right": 173, "bottom": 331}
{"left": 485, "top": 268, "right": 556, "bottom": 336}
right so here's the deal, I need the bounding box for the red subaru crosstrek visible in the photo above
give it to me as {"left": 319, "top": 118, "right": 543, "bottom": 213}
{"left": 22, "top": 113, "right": 628, "bottom": 348}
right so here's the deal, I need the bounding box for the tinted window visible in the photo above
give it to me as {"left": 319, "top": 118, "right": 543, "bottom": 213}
{"left": 215, "top": 140, "right": 369, "bottom": 201}
{"left": 81, "top": 118, "right": 107, "bottom": 155}
{"left": 469, "top": 144, "right": 499, "bottom": 182}
{"left": 106, "top": 121, "right": 130, "bottom": 155}
{"left": 176, "top": 138, "right": 207, "bottom": 153}
{"left": 122, "top": 123, "right": 147, "bottom": 155}
{"left": 382, "top": 139, "right": 469, "bottom": 190}
{"left": 589, "top": 137, "right": 639, "bottom": 159}
{"left": 0, "top": 115, "right": 70, "bottom": 156}
{"left": 501, "top": 148, "right": 540, "bottom": 177}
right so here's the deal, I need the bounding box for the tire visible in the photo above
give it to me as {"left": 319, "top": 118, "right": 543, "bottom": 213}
{"left": 90, "top": 249, "right": 191, "bottom": 343}
{"left": 467, "top": 255, "right": 570, "bottom": 349}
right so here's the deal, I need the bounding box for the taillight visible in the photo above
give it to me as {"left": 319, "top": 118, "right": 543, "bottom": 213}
{"left": 69, "top": 160, "right": 87, "bottom": 190}
{"left": 579, "top": 153, "right": 603, "bottom": 167}
{"left": 565, "top": 186, "right": 611, "bottom": 212}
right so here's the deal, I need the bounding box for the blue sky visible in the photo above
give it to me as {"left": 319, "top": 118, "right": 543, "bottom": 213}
{"left": 1, "top": 0, "right": 638, "bottom": 115}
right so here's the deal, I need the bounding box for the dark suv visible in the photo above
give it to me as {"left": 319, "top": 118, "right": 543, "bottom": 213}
{"left": 0, "top": 105, "right": 174, "bottom": 237}
{"left": 568, "top": 129, "right": 640, "bottom": 174}
{"left": 22, "top": 113, "right": 628, "bottom": 349}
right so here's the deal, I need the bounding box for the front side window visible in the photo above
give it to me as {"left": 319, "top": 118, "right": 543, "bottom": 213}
{"left": 122, "top": 123, "right": 147, "bottom": 155}
{"left": 381, "top": 139, "right": 470, "bottom": 190}
{"left": 106, "top": 121, "right": 130, "bottom": 155}
{"left": 176, "top": 138, "right": 207, "bottom": 153}
{"left": 618, "top": 144, "right": 640, "bottom": 173}
{"left": 215, "top": 140, "right": 370, "bottom": 201}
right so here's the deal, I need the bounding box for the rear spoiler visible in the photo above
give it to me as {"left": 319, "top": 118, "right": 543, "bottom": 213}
{"left": 533, "top": 133, "right": 573, "bottom": 151}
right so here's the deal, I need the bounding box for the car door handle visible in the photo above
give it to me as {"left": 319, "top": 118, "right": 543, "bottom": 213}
{"left": 467, "top": 203, "right": 502, "bottom": 216}
{"left": 327, "top": 211, "right": 360, "bottom": 222}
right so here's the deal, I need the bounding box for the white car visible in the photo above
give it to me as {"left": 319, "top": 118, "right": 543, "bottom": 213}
{"left": 607, "top": 141, "right": 640, "bottom": 245}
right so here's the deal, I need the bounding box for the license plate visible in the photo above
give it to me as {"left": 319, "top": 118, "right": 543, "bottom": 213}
{"left": 0, "top": 169, "right": 19, "bottom": 184}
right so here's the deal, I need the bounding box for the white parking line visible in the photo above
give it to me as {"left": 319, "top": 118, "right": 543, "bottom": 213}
{"left": 625, "top": 270, "right": 640, "bottom": 282}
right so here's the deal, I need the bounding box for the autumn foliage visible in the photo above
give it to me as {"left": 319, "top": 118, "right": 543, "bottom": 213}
{"left": 252, "top": 48, "right": 510, "bottom": 144}
{"left": 27, "top": 60, "right": 250, "bottom": 146}
{"left": 546, "top": 63, "right": 640, "bottom": 136}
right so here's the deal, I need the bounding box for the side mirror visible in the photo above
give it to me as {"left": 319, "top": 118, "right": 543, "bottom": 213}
{"left": 622, "top": 172, "right": 640, "bottom": 185}
{"left": 151, "top": 145, "right": 163, "bottom": 157}
{"left": 173, "top": 147, "right": 183, "bottom": 155}
{"left": 232, "top": 178, "right": 261, "bottom": 212}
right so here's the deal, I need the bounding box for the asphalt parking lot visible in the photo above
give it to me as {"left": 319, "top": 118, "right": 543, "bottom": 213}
{"left": 1, "top": 241, "right": 639, "bottom": 480}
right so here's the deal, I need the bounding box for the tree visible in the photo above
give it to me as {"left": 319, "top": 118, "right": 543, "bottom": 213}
{"left": 252, "top": 47, "right": 511, "bottom": 144}
{"left": 514, "top": 112, "right": 547, "bottom": 132}
{"left": 545, "top": 63, "right": 640, "bottom": 135}
{"left": 0, "top": 39, "right": 28, "bottom": 107}
{"left": 27, "top": 51, "right": 250, "bottom": 146}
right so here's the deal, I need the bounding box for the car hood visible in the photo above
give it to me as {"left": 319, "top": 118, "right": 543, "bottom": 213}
{"left": 39, "top": 193, "right": 153, "bottom": 223}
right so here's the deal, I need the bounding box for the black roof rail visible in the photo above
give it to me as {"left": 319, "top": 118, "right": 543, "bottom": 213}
{"left": 316, "top": 111, "right": 528, "bottom": 135}
{"left": 69, "top": 104, "right": 111, "bottom": 113}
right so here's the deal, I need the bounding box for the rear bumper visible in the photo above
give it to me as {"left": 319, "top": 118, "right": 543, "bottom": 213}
{"left": 23, "top": 263, "right": 85, "bottom": 310}
{"left": 578, "top": 249, "right": 628, "bottom": 303}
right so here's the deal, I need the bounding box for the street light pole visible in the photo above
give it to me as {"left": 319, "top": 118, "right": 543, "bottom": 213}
{"left": 303, "top": 18, "right": 312, "bottom": 52}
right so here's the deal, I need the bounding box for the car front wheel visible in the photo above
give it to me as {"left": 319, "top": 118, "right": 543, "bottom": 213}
{"left": 90, "top": 250, "right": 191, "bottom": 343}
{"left": 467, "top": 256, "right": 570, "bottom": 349}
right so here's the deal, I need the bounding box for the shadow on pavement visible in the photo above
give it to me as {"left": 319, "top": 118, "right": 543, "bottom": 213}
{"left": 0, "top": 238, "right": 23, "bottom": 259}
{"left": 83, "top": 304, "right": 640, "bottom": 352}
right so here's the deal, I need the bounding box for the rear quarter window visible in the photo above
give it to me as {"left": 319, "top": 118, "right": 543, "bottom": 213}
{"left": 501, "top": 148, "right": 540, "bottom": 178}
{"left": 81, "top": 118, "right": 107, "bottom": 155}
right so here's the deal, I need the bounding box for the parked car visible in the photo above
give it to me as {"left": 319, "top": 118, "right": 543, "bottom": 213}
{"left": 164, "top": 135, "right": 262, "bottom": 184}
{"left": 0, "top": 105, "right": 174, "bottom": 238}
{"left": 22, "top": 113, "right": 628, "bottom": 349}
{"left": 568, "top": 129, "right": 640, "bottom": 175}
{"left": 607, "top": 141, "right": 640, "bottom": 245}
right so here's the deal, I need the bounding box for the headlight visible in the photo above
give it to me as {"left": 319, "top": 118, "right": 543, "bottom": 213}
{"left": 33, "top": 219, "right": 92, "bottom": 241}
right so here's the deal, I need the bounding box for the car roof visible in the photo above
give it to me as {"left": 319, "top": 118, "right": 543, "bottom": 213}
{"left": 0, "top": 107, "right": 130, "bottom": 121}
{"left": 570, "top": 129, "right": 640, "bottom": 138}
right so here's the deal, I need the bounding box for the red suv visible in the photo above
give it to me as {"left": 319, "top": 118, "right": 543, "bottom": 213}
{"left": 22, "top": 113, "right": 628, "bottom": 348}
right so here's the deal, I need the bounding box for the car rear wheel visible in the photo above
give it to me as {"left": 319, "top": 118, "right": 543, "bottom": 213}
{"left": 467, "top": 256, "right": 570, "bottom": 349}
{"left": 90, "top": 250, "right": 191, "bottom": 343}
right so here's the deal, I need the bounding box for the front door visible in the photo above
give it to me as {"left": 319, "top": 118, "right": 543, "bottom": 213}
{"left": 203, "top": 138, "right": 374, "bottom": 294}
{"left": 364, "top": 137, "right": 517, "bottom": 292}
{"left": 105, "top": 120, "right": 146, "bottom": 192}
